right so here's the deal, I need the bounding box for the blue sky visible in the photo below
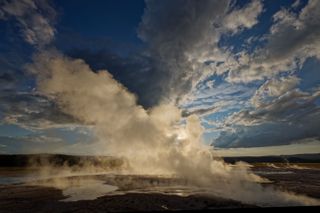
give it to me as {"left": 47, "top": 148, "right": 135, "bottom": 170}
{"left": 0, "top": 0, "right": 319, "bottom": 156}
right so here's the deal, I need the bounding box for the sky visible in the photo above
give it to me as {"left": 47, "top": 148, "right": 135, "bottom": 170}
{"left": 0, "top": 0, "right": 319, "bottom": 156}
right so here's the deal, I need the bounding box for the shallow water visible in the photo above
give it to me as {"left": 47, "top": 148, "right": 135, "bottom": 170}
{"left": 61, "top": 179, "right": 118, "bottom": 201}
{"left": 0, "top": 176, "right": 35, "bottom": 184}
{"left": 254, "top": 171, "right": 294, "bottom": 175}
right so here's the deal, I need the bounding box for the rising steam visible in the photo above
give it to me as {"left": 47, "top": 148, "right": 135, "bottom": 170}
{"left": 26, "top": 50, "right": 319, "bottom": 206}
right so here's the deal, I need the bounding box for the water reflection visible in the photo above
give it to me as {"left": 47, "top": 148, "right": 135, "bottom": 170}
{"left": 61, "top": 179, "right": 118, "bottom": 201}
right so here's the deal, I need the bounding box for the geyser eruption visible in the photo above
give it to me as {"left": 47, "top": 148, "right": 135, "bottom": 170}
{"left": 2, "top": 0, "right": 317, "bottom": 207}
{"left": 27, "top": 51, "right": 319, "bottom": 207}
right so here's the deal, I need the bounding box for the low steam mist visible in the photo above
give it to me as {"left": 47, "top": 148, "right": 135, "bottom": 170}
{"left": 25, "top": 51, "right": 319, "bottom": 206}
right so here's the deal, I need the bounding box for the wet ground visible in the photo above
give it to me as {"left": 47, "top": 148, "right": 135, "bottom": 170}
{"left": 252, "top": 166, "right": 320, "bottom": 199}
{"left": 0, "top": 175, "right": 253, "bottom": 212}
{"left": 0, "top": 165, "right": 319, "bottom": 212}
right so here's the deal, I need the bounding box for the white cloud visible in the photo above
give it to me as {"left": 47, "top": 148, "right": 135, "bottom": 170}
{"left": 266, "top": 0, "right": 320, "bottom": 60}
{"left": 223, "top": 0, "right": 263, "bottom": 34}
{"left": 251, "top": 75, "right": 301, "bottom": 107}
{"left": 226, "top": 0, "right": 320, "bottom": 83}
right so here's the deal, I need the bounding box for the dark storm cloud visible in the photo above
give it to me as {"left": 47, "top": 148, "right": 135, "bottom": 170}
{"left": 59, "top": 0, "right": 263, "bottom": 108}
{"left": 67, "top": 0, "right": 234, "bottom": 108}
{"left": 137, "top": 0, "right": 230, "bottom": 104}
{"left": 56, "top": 0, "right": 263, "bottom": 109}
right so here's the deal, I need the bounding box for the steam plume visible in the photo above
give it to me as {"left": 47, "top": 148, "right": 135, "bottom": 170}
{"left": 26, "top": 51, "right": 319, "bottom": 206}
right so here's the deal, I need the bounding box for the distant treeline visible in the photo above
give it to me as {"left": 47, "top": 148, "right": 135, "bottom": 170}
{"left": 0, "top": 153, "right": 319, "bottom": 168}
{"left": 223, "top": 153, "right": 320, "bottom": 164}
{"left": 0, "top": 154, "right": 124, "bottom": 168}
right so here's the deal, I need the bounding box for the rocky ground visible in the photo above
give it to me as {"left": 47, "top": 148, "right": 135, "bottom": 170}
{"left": 252, "top": 166, "right": 320, "bottom": 199}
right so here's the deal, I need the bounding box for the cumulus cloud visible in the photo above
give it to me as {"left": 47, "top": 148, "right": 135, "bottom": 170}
{"left": 226, "top": 0, "right": 320, "bottom": 83}
{"left": 251, "top": 75, "right": 301, "bottom": 107}
{"left": 267, "top": 0, "right": 320, "bottom": 60}
{"left": 200, "top": 0, "right": 320, "bottom": 149}
{"left": 213, "top": 87, "right": 320, "bottom": 147}
{"left": 0, "top": 0, "right": 56, "bottom": 47}
{"left": 223, "top": 0, "right": 263, "bottom": 34}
